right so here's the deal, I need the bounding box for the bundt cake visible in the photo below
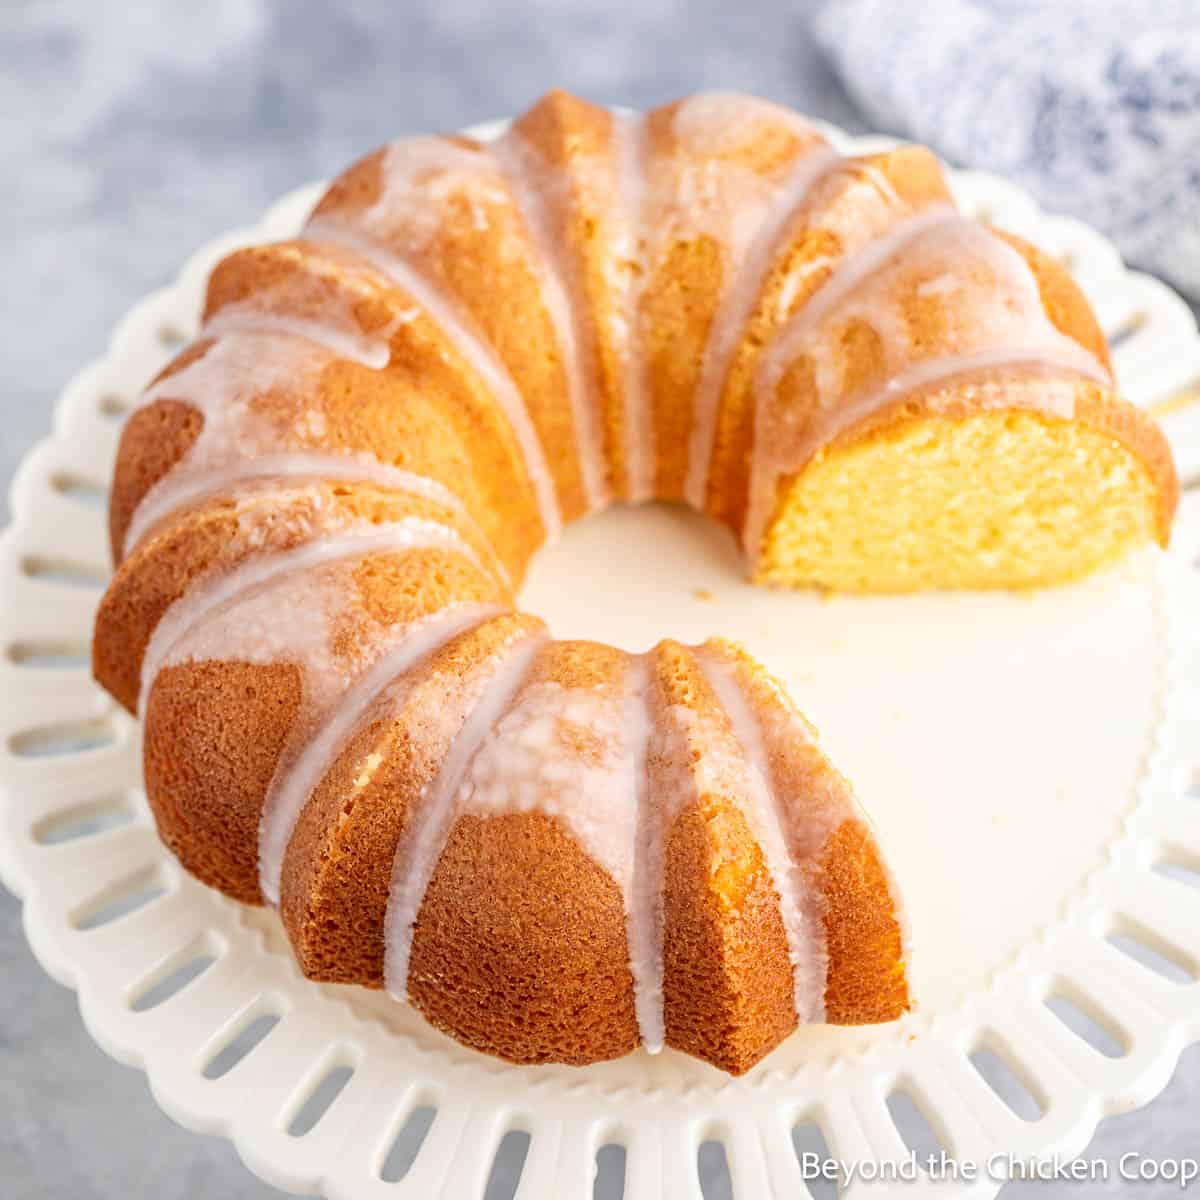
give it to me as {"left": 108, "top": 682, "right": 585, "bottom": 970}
{"left": 93, "top": 90, "right": 1177, "bottom": 1075}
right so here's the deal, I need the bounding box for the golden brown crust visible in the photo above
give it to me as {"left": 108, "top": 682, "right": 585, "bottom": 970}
{"left": 94, "top": 482, "right": 503, "bottom": 714}
{"left": 404, "top": 635, "right": 640, "bottom": 1065}
{"left": 637, "top": 99, "right": 827, "bottom": 501}
{"left": 510, "top": 90, "right": 626, "bottom": 496}
{"left": 108, "top": 239, "right": 547, "bottom": 586}
{"left": 821, "top": 819, "right": 909, "bottom": 1023}
{"left": 141, "top": 547, "right": 503, "bottom": 906}
{"left": 997, "top": 232, "right": 1113, "bottom": 373}
{"left": 279, "top": 712, "right": 396, "bottom": 984}
{"left": 145, "top": 660, "right": 301, "bottom": 904}
{"left": 310, "top": 138, "right": 592, "bottom": 521}
{"left": 210, "top": 241, "right": 547, "bottom": 573}
{"left": 659, "top": 795, "right": 799, "bottom": 1074}
{"left": 409, "top": 812, "right": 640, "bottom": 1065}
{"left": 279, "top": 612, "right": 544, "bottom": 984}
{"left": 110, "top": 395, "right": 203, "bottom": 561}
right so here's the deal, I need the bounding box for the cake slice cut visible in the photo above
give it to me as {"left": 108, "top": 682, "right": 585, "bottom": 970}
{"left": 748, "top": 222, "right": 1176, "bottom": 591}
{"left": 700, "top": 142, "right": 953, "bottom": 527}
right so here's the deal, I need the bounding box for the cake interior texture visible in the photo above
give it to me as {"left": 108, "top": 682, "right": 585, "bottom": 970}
{"left": 761, "top": 410, "right": 1164, "bottom": 592}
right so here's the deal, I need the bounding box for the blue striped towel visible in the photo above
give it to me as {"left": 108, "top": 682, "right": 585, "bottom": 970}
{"left": 815, "top": 0, "right": 1200, "bottom": 300}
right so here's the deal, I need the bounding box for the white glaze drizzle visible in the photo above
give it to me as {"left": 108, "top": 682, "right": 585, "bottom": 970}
{"left": 787, "top": 346, "right": 1102, "bottom": 461}
{"left": 363, "top": 137, "right": 511, "bottom": 252}
{"left": 130, "top": 329, "right": 329, "bottom": 476}
{"left": 203, "top": 305, "right": 396, "bottom": 371}
{"left": 743, "top": 209, "right": 1114, "bottom": 561}
{"left": 491, "top": 130, "right": 612, "bottom": 511}
{"left": 683, "top": 147, "right": 841, "bottom": 508}
{"left": 668, "top": 91, "right": 813, "bottom": 153}
{"left": 624, "top": 655, "right": 663, "bottom": 1052}
{"left": 663, "top": 95, "right": 822, "bottom": 259}
{"left": 454, "top": 677, "right": 638, "bottom": 890}
{"left": 124, "top": 451, "right": 483, "bottom": 560}
{"left": 138, "top": 519, "right": 480, "bottom": 718}
{"left": 304, "top": 216, "right": 563, "bottom": 541}
{"left": 703, "top": 643, "right": 912, "bottom": 1002}
{"left": 455, "top": 650, "right": 665, "bottom": 1048}
{"left": 611, "top": 114, "right": 654, "bottom": 502}
{"left": 597, "top": 92, "right": 833, "bottom": 510}
{"left": 124, "top": 306, "right": 508, "bottom": 584}
{"left": 257, "top": 602, "right": 502, "bottom": 904}
{"left": 383, "top": 633, "right": 547, "bottom": 997}
{"left": 123, "top": 326, "right": 398, "bottom": 563}
{"left": 697, "top": 648, "right": 829, "bottom": 1022}
{"left": 755, "top": 204, "right": 961, "bottom": 385}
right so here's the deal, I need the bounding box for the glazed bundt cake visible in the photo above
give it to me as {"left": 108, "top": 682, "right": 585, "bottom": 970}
{"left": 93, "top": 90, "right": 1177, "bottom": 1075}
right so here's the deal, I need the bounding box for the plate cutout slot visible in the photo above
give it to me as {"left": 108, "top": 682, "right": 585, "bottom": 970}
{"left": 886, "top": 1087, "right": 945, "bottom": 1169}
{"left": 1148, "top": 378, "right": 1200, "bottom": 418}
{"left": 697, "top": 1136, "right": 733, "bottom": 1200}
{"left": 379, "top": 1101, "right": 438, "bottom": 1184}
{"left": 20, "top": 555, "right": 107, "bottom": 589}
{"left": 203, "top": 1008, "right": 282, "bottom": 1079}
{"left": 32, "top": 795, "right": 135, "bottom": 844}
{"left": 72, "top": 866, "right": 167, "bottom": 931}
{"left": 1153, "top": 848, "right": 1200, "bottom": 890}
{"left": 484, "top": 1129, "right": 531, "bottom": 1200}
{"left": 9, "top": 717, "right": 117, "bottom": 759}
{"left": 1107, "top": 312, "right": 1146, "bottom": 349}
{"left": 791, "top": 1119, "right": 839, "bottom": 1200}
{"left": 1043, "top": 987, "right": 1127, "bottom": 1059}
{"left": 968, "top": 1043, "right": 1044, "bottom": 1122}
{"left": 7, "top": 639, "right": 91, "bottom": 670}
{"left": 50, "top": 471, "right": 108, "bottom": 511}
{"left": 287, "top": 1057, "right": 357, "bottom": 1137}
{"left": 130, "top": 934, "right": 221, "bottom": 1012}
{"left": 1106, "top": 919, "right": 1197, "bottom": 984}
{"left": 594, "top": 1140, "right": 627, "bottom": 1200}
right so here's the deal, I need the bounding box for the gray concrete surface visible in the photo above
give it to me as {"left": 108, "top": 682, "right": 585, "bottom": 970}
{"left": 2, "top": 3, "right": 1197, "bottom": 1197}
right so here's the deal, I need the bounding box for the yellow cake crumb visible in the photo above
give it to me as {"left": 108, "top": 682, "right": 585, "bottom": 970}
{"left": 756, "top": 411, "right": 1161, "bottom": 593}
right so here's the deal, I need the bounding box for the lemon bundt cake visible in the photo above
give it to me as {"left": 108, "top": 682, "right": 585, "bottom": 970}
{"left": 93, "top": 90, "right": 1176, "bottom": 1075}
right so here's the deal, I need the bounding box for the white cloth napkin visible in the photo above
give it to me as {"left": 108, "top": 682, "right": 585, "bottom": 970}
{"left": 815, "top": 0, "right": 1200, "bottom": 300}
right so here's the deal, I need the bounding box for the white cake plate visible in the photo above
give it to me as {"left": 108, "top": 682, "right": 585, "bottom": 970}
{"left": 2, "top": 119, "right": 1200, "bottom": 1200}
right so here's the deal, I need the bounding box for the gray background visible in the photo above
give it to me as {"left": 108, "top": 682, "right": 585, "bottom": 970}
{"left": 1, "top": 2, "right": 1197, "bottom": 1197}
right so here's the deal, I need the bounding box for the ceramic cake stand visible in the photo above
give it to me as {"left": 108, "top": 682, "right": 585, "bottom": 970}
{"left": 2, "top": 119, "right": 1199, "bottom": 1200}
